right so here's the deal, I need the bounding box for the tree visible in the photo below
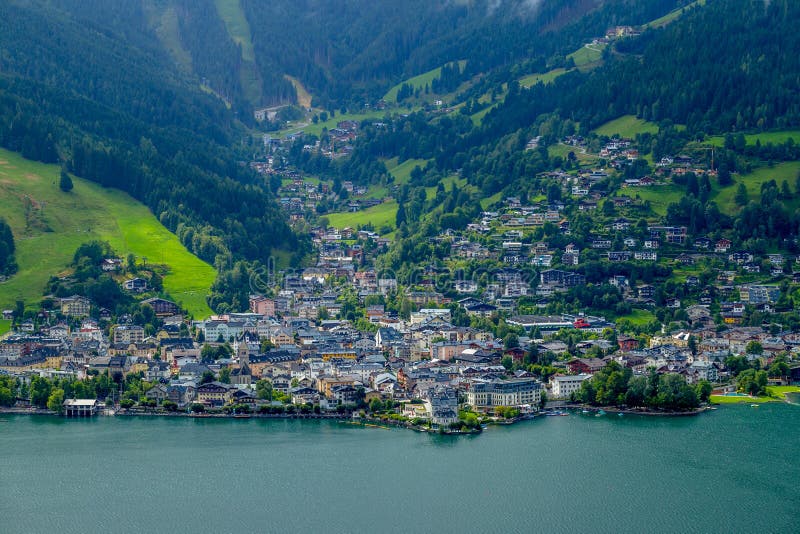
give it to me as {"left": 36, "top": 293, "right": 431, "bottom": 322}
{"left": 735, "top": 183, "right": 748, "bottom": 206}
{"left": 219, "top": 367, "right": 231, "bottom": 384}
{"left": 47, "top": 388, "right": 65, "bottom": 414}
{"left": 695, "top": 380, "right": 712, "bottom": 403}
{"left": 162, "top": 400, "right": 178, "bottom": 411}
{"left": 59, "top": 169, "right": 74, "bottom": 192}
{"left": 199, "top": 370, "right": 215, "bottom": 385}
{"left": 745, "top": 341, "right": 763, "bottom": 355}
{"left": 768, "top": 353, "right": 789, "bottom": 378}
{"left": 256, "top": 379, "right": 273, "bottom": 400}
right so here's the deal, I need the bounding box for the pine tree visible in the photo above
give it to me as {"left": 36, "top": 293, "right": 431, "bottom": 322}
{"left": 59, "top": 169, "right": 73, "bottom": 192}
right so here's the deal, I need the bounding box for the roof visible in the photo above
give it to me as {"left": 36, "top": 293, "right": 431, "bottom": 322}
{"left": 63, "top": 399, "right": 98, "bottom": 406}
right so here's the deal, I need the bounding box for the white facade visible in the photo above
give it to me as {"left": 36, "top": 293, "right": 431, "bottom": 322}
{"left": 549, "top": 374, "right": 592, "bottom": 399}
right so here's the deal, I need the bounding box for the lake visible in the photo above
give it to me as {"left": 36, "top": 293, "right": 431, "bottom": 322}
{"left": 2, "top": 404, "right": 799, "bottom": 533}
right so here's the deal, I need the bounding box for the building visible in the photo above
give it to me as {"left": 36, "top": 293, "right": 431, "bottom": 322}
{"left": 549, "top": 374, "right": 592, "bottom": 399}
{"left": 466, "top": 379, "right": 541, "bottom": 410}
{"left": 63, "top": 399, "right": 99, "bottom": 417}
{"left": 249, "top": 295, "right": 276, "bottom": 317}
{"left": 61, "top": 296, "right": 91, "bottom": 318}
{"left": 113, "top": 325, "right": 145, "bottom": 345}
{"left": 142, "top": 298, "right": 181, "bottom": 317}
{"left": 196, "top": 382, "right": 233, "bottom": 407}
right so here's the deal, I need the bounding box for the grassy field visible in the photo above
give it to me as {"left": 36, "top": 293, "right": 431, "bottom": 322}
{"left": 711, "top": 386, "right": 800, "bottom": 404}
{"left": 146, "top": 4, "right": 193, "bottom": 73}
{"left": 0, "top": 148, "right": 215, "bottom": 318}
{"left": 386, "top": 158, "right": 430, "bottom": 185}
{"left": 424, "top": 175, "right": 467, "bottom": 200}
{"left": 715, "top": 161, "right": 800, "bottom": 214}
{"left": 383, "top": 61, "right": 467, "bottom": 103}
{"left": 706, "top": 129, "right": 800, "bottom": 148}
{"left": 0, "top": 319, "right": 10, "bottom": 336}
{"left": 470, "top": 104, "right": 498, "bottom": 125}
{"left": 617, "top": 309, "right": 656, "bottom": 326}
{"left": 645, "top": 0, "right": 706, "bottom": 28}
{"left": 519, "top": 68, "right": 567, "bottom": 88}
{"left": 326, "top": 201, "right": 398, "bottom": 231}
{"left": 548, "top": 143, "right": 598, "bottom": 165}
{"left": 214, "top": 0, "right": 255, "bottom": 61}
{"left": 285, "top": 75, "right": 312, "bottom": 109}
{"left": 767, "top": 385, "right": 800, "bottom": 398}
{"left": 621, "top": 184, "right": 684, "bottom": 216}
{"left": 710, "top": 394, "right": 776, "bottom": 404}
{"left": 593, "top": 115, "right": 659, "bottom": 138}
{"left": 568, "top": 43, "right": 605, "bottom": 69}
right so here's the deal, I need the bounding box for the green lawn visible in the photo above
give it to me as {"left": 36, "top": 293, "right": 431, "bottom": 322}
{"left": 386, "top": 158, "right": 430, "bottom": 185}
{"left": 617, "top": 309, "right": 656, "bottom": 326}
{"left": 147, "top": 4, "right": 193, "bottom": 73}
{"left": 0, "top": 319, "right": 10, "bottom": 336}
{"left": 766, "top": 385, "right": 800, "bottom": 399}
{"left": 480, "top": 191, "right": 504, "bottom": 210}
{"left": 593, "top": 115, "right": 659, "bottom": 138}
{"left": 706, "top": 129, "right": 800, "bottom": 148}
{"left": 519, "top": 68, "right": 567, "bottom": 88}
{"left": 214, "top": 0, "right": 255, "bottom": 61}
{"left": 0, "top": 148, "right": 215, "bottom": 318}
{"left": 383, "top": 60, "right": 467, "bottom": 103}
{"left": 326, "top": 201, "right": 398, "bottom": 230}
{"left": 425, "top": 175, "right": 467, "bottom": 200}
{"left": 645, "top": 0, "right": 706, "bottom": 28}
{"left": 548, "top": 143, "right": 598, "bottom": 165}
{"left": 714, "top": 161, "right": 800, "bottom": 215}
{"left": 621, "top": 184, "right": 684, "bottom": 216}
{"left": 568, "top": 43, "right": 605, "bottom": 69}
{"left": 710, "top": 394, "right": 776, "bottom": 404}
{"left": 470, "top": 104, "right": 498, "bottom": 125}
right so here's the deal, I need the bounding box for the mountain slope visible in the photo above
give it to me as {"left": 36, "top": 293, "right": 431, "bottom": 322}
{"left": 0, "top": 148, "right": 215, "bottom": 318}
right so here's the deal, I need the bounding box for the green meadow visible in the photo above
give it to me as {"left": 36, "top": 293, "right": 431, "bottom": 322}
{"left": 593, "top": 115, "right": 659, "bottom": 138}
{"left": 0, "top": 148, "right": 215, "bottom": 318}
{"left": 645, "top": 0, "right": 706, "bottom": 28}
{"left": 519, "top": 68, "right": 567, "bottom": 88}
{"left": 568, "top": 43, "right": 605, "bottom": 69}
{"left": 386, "top": 158, "right": 430, "bottom": 184}
{"left": 383, "top": 60, "right": 467, "bottom": 103}
{"left": 706, "top": 129, "right": 800, "bottom": 148}
{"left": 715, "top": 161, "right": 800, "bottom": 214}
{"left": 325, "top": 201, "right": 398, "bottom": 231}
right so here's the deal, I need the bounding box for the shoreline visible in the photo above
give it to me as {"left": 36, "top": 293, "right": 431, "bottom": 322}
{"left": 570, "top": 404, "right": 711, "bottom": 417}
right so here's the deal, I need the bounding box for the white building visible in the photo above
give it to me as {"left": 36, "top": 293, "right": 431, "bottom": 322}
{"left": 549, "top": 374, "right": 592, "bottom": 399}
{"left": 466, "top": 379, "right": 541, "bottom": 410}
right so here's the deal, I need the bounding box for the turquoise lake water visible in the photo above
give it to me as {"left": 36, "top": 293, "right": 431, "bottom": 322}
{"left": 2, "top": 404, "right": 799, "bottom": 533}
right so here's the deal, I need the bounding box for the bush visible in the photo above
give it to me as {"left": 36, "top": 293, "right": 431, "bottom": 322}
{"left": 119, "top": 399, "right": 134, "bottom": 409}
{"left": 162, "top": 400, "right": 178, "bottom": 411}
{"left": 190, "top": 403, "right": 205, "bottom": 413}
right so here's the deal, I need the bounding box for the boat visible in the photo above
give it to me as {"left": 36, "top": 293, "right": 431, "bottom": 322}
{"left": 750, "top": 404, "right": 759, "bottom": 408}
{"left": 233, "top": 413, "right": 251, "bottom": 418}
{"left": 617, "top": 413, "right": 624, "bottom": 417}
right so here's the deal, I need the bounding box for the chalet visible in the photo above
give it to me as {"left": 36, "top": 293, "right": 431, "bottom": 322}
{"left": 101, "top": 258, "right": 122, "bottom": 272}
{"left": 123, "top": 278, "right": 148, "bottom": 293}
{"left": 694, "top": 237, "right": 712, "bottom": 249}
{"left": 567, "top": 358, "right": 606, "bottom": 375}
{"left": 607, "top": 251, "right": 632, "bottom": 262}
{"left": 634, "top": 251, "right": 658, "bottom": 261}
{"left": 617, "top": 336, "right": 638, "bottom": 351}
{"left": 715, "top": 239, "right": 732, "bottom": 253}
{"left": 142, "top": 298, "right": 181, "bottom": 317}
